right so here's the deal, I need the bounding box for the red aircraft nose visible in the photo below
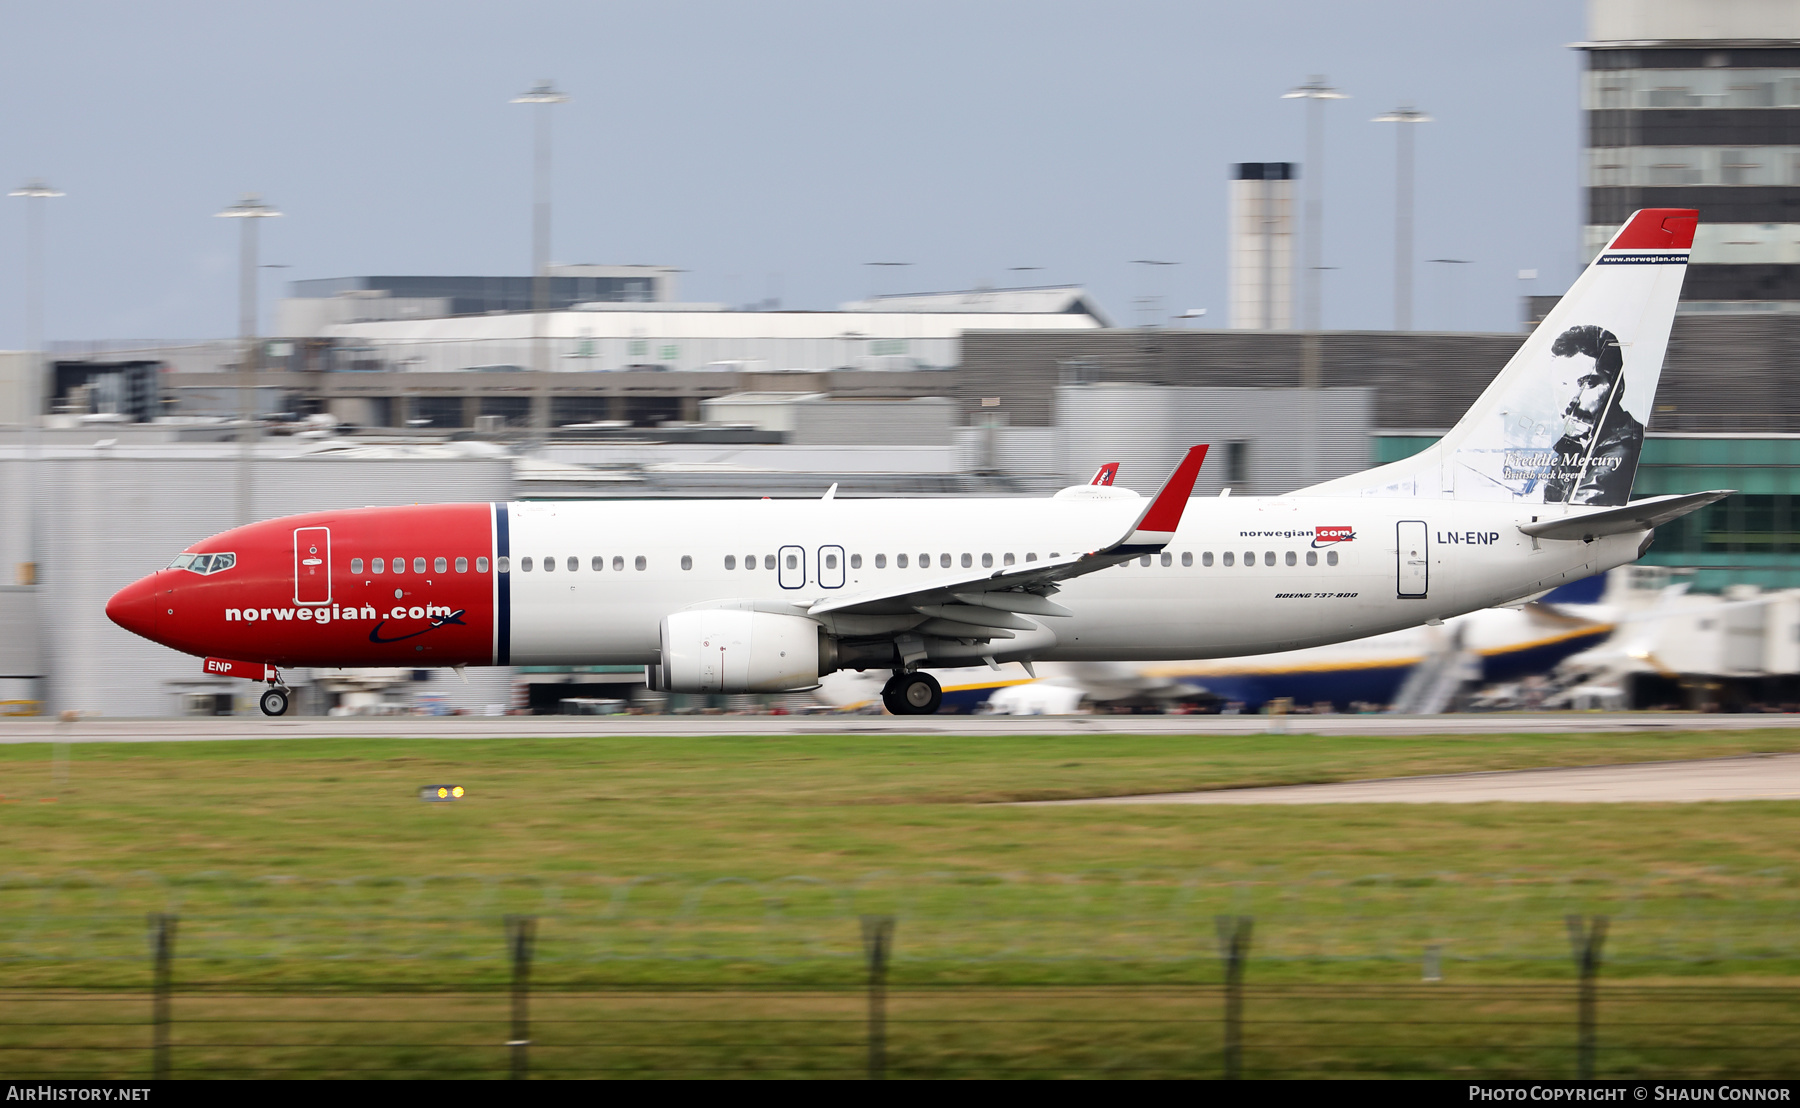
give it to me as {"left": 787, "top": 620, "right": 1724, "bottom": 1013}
{"left": 106, "top": 574, "right": 163, "bottom": 642}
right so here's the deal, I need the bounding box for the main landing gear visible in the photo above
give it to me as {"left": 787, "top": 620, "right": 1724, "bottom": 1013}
{"left": 882, "top": 671, "right": 942, "bottom": 716}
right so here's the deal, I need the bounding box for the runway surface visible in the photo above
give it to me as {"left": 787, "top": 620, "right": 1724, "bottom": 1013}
{"left": 1030, "top": 753, "right": 1800, "bottom": 805}
{"left": 1, "top": 712, "right": 1800, "bottom": 743}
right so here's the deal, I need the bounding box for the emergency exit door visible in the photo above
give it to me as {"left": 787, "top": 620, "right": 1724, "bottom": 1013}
{"left": 1396, "top": 521, "right": 1428, "bottom": 599}
{"left": 294, "top": 527, "right": 332, "bottom": 605}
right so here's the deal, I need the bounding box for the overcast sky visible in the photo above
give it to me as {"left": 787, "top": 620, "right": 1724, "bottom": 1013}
{"left": 0, "top": 0, "right": 1587, "bottom": 346}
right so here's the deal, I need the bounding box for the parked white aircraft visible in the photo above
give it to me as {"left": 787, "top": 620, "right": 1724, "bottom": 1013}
{"left": 109, "top": 209, "right": 1725, "bottom": 716}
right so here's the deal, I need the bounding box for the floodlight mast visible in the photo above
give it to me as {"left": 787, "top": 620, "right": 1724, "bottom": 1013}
{"left": 1282, "top": 76, "right": 1347, "bottom": 332}
{"left": 215, "top": 194, "right": 282, "bottom": 527}
{"left": 1373, "top": 105, "right": 1433, "bottom": 331}
{"left": 9, "top": 178, "right": 63, "bottom": 714}
{"left": 512, "top": 80, "right": 570, "bottom": 389}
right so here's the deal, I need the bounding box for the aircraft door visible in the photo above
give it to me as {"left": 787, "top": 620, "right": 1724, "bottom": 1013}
{"left": 294, "top": 527, "right": 332, "bottom": 605}
{"left": 1396, "top": 521, "right": 1428, "bottom": 599}
{"left": 818, "top": 545, "right": 845, "bottom": 589}
{"left": 778, "top": 545, "right": 806, "bottom": 589}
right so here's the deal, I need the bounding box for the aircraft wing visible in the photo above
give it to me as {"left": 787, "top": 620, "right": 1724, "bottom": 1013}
{"left": 1519, "top": 489, "right": 1734, "bottom": 541}
{"left": 807, "top": 446, "right": 1207, "bottom": 639}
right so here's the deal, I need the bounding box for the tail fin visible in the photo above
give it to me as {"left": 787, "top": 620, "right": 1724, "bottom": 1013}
{"left": 1294, "top": 208, "right": 1696, "bottom": 506}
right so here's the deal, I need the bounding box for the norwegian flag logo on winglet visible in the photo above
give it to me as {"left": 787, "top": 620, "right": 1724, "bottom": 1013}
{"left": 1313, "top": 526, "right": 1356, "bottom": 548}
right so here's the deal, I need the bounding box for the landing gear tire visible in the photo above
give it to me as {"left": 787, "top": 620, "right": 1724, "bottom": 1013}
{"left": 888, "top": 672, "right": 942, "bottom": 716}
{"left": 259, "top": 688, "right": 290, "bottom": 717}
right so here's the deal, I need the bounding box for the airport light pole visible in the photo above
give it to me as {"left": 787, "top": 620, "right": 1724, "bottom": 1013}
{"left": 10, "top": 179, "right": 62, "bottom": 715}
{"left": 216, "top": 194, "right": 282, "bottom": 526}
{"left": 1427, "top": 258, "right": 1473, "bottom": 331}
{"left": 1373, "top": 105, "right": 1432, "bottom": 331}
{"left": 512, "top": 80, "right": 570, "bottom": 383}
{"left": 1283, "top": 76, "right": 1347, "bottom": 332}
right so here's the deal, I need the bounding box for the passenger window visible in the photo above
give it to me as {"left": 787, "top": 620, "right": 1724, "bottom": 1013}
{"left": 455, "top": 557, "right": 468, "bottom": 573}
{"left": 635, "top": 555, "right": 647, "bottom": 571}
{"left": 725, "top": 555, "right": 737, "bottom": 570}
{"left": 681, "top": 555, "right": 693, "bottom": 571}
{"left": 939, "top": 554, "right": 951, "bottom": 568}
{"left": 825, "top": 553, "right": 838, "bottom": 569}
{"left": 351, "top": 558, "right": 364, "bottom": 574}
{"left": 919, "top": 553, "right": 930, "bottom": 568}
{"left": 615, "top": 556, "right": 626, "bottom": 572}
{"left": 477, "top": 557, "right": 489, "bottom": 573}
{"left": 1306, "top": 551, "right": 1317, "bottom": 566}
{"left": 436, "top": 557, "right": 449, "bottom": 573}
{"left": 591, "top": 556, "right": 604, "bottom": 571}
{"left": 1025, "top": 553, "right": 1037, "bottom": 562}
{"left": 850, "top": 554, "right": 862, "bottom": 569}
{"left": 495, "top": 557, "right": 508, "bottom": 573}
{"left": 764, "top": 555, "right": 776, "bottom": 570}
{"left": 1049, "top": 553, "right": 1060, "bottom": 558}
{"left": 1201, "top": 552, "right": 1212, "bottom": 566}
{"left": 1139, "top": 555, "right": 1151, "bottom": 567}
{"left": 1327, "top": 550, "right": 1339, "bottom": 566}
{"left": 896, "top": 554, "right": 908, "bottom": 568}
{"left": 786, "top": 554, "right": 798, "bottom": 570}
{"left": 981, "top": 553, "right": 993, "bottom": 568}
{"left": 1285, "top": 551, "right": 1296, "bottom": 567}
{"left": 543, "top": 556, "right": 555, "bottom": 573}
{"left": 371, "top": 557, "right": 384, "bottom": 574}
{"left": 876, "top": 554, "right": 887, "bottom": 568}
{"left": 520, "top": 557, "right": 533, "bottom": 572}
{"left": 1223, "top": 552, "right": 1235, "bottom": 567}
{"left": 414, "top": 557, "right": 426, "bottom": 574}
{"left": 1264, "top": 551, "right": 1275, "bottom": 566}
{"left": 961, "top": 553, "right": 972, "bottom": 568}
{"left": 1243, "top": 551, "right": 1254, "bottom": 565}
{"left": 1004, "top": 553, "right": 1015, "bottom": 566}
{"left": 1162, "top": 553, "right": 1172, "bottom": 567}
{"left": 743, "top": 554, "right": 755, "bottom": 570}
{"left": 1181, "top": 552, "right": 1192, "bottom": 567}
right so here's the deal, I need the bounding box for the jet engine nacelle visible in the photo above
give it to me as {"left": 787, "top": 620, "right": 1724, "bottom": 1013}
{"left": 656, "top": 609, "right": 830, "bottom": 693}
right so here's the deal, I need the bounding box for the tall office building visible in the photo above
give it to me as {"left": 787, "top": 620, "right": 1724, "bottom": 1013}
{"left": 1581, "top": 0, "right": 1800, "bottom": 308}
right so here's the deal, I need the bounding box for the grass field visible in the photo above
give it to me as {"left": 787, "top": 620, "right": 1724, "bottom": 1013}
{"left": 3, "top": 728, "right": 1799, "bottom": 1076}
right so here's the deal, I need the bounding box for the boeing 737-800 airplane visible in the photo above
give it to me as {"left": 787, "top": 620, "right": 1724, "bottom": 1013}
{"left": 107, "top": 209, "right": 1728, "bottom": 716}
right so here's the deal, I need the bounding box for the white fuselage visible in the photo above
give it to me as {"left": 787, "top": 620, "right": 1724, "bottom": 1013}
{"left": 503, "top": 496, "right": 1640, "bottom": 667}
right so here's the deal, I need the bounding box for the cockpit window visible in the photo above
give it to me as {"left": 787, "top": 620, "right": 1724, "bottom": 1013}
{"left": 171, "top": 552, "right": 235, "bottom": 575}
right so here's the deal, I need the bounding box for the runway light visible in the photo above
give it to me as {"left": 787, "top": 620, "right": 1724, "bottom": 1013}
{"left": 420, "top": 784, "right": 465, "bottom": 802}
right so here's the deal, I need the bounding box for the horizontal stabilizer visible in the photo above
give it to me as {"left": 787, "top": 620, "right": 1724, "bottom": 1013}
{"left": 1519, "top": 489, "right": 1733, "bottom": 541}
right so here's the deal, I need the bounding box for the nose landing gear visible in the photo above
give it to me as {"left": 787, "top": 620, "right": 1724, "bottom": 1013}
{"left": 259, "top": 687, "right": 290, "bottom": 717}
{"left": 881, "top": 671, "right": 942, "bottom": 715}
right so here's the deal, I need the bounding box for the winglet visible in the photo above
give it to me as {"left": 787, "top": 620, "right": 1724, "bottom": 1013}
{"left": 1090, "top": 462, "right": 1120, "bottom": 486}
{"left": 1108, "top": 445, "right": 1207, "bottom": 552}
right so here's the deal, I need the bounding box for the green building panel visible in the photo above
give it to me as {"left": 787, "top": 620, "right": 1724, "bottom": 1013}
{"left": 1369, "top": 434, "right": 1800, "bottom": 592}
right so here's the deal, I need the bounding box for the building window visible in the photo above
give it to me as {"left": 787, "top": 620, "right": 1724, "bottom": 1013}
{"left": 351, "top": 558, "right": 364, "bottom": 574}
{"left": 477, "top": 557, "right": 489, "bottom": 573}
{"left": 1226, "top": 441, "right": 1249, "bottom": 485}
{"left": 725, "top": 555, "right": 737, "bottom": 570}
{"left": 681, "top": 555, "right": 693, "bottom": 571}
